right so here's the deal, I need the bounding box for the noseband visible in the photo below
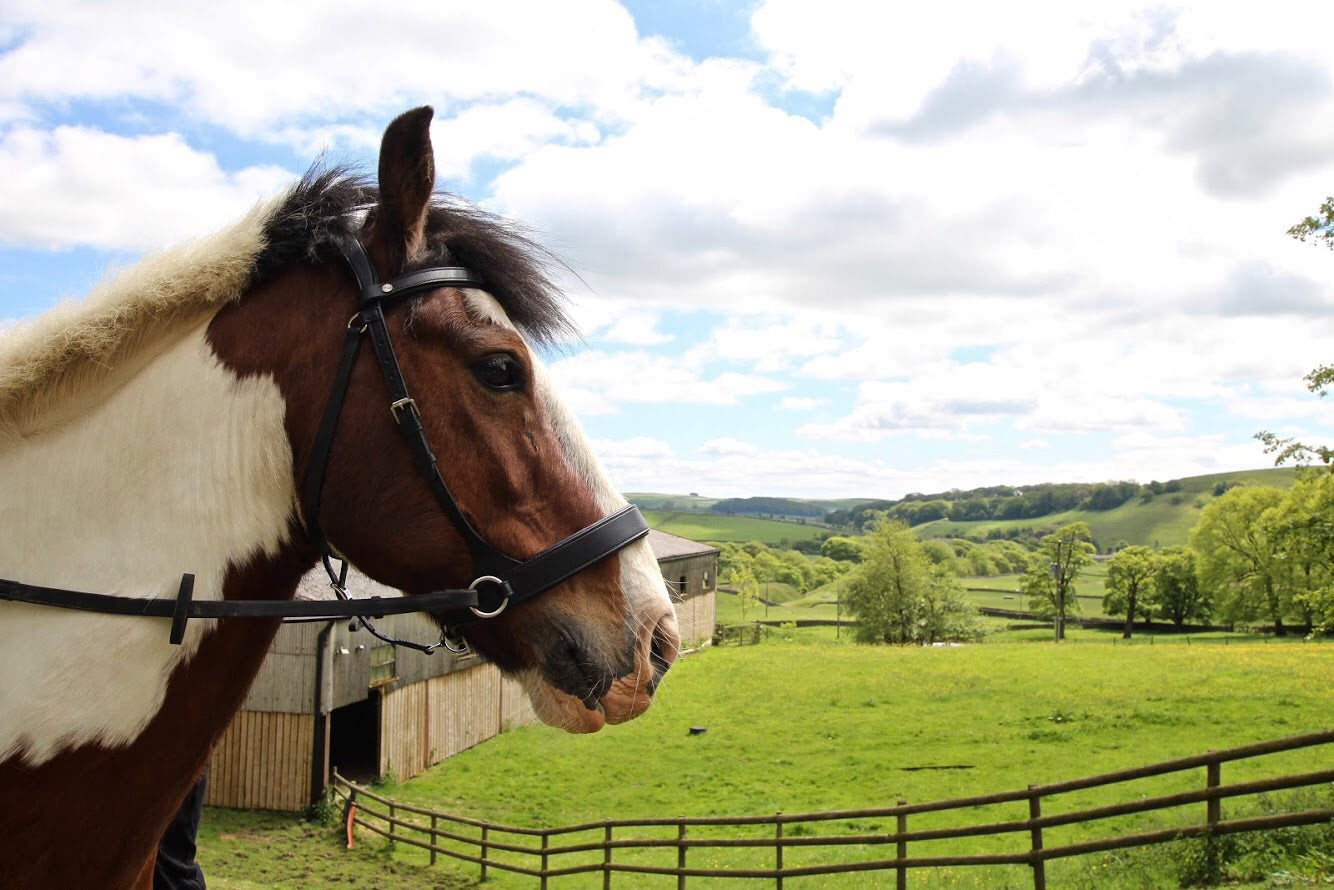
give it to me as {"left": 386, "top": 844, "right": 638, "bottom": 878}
{"left": 300, "top": 237, "right": 650, "bottom": 653}
{"left": 0, "top": 238, "right": 650, "bottom": 654}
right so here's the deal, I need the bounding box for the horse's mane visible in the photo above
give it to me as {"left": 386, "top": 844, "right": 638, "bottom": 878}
{"left": 0, "top": 165, "right": 572, "bottom": 442}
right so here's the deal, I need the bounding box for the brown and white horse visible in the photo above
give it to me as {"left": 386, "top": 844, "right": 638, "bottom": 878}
{"left": 0, "top": 107, "right": 679, "bottom": 889}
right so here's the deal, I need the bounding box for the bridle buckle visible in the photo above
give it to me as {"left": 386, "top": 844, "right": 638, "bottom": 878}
{"left": 389, "top": 397, "right": 418, "bottom": 423}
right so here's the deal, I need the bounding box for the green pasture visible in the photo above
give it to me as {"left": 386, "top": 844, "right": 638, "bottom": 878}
{"left": 358, "top": 637, "right": 1329, "bottom": 889}
{"left": 644, "top": 510, "right": 825, "bottom": 545}
{"left": 199, "top": 634, "right": 1331, "bottom": 888}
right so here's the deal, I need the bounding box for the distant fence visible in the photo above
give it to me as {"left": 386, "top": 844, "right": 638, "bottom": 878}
{"left": 331, "top": 729, "right": 1332, "bottom": 888}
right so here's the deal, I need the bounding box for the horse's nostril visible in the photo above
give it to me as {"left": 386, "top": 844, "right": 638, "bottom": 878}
{"left": 648, "top": 612, "right": 680, "bottom": 676}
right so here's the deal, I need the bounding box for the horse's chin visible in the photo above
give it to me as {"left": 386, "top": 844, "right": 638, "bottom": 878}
{"left": 522, "top": 671, "right": 657, "bottom": 734}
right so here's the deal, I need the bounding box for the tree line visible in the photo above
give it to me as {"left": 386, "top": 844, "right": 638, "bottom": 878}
{"left": 825, "top": 479, "right": 1179, "bottom": 530}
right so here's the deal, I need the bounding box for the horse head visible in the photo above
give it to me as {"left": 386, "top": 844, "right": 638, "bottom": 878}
{"left": 210, "top": 107, "right": 679, "bottom": 732}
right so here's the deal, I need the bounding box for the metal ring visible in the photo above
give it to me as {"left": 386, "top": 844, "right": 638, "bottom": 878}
{"left": 441, "top": 631, "right": 471, "bottom": 654}
{"left": 468, "top": 575, "right": 510, "bottom": 618}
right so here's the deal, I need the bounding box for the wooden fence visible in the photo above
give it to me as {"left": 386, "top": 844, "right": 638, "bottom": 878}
{"left": 331, "top": 728, "right": 1331, "bottom": 887}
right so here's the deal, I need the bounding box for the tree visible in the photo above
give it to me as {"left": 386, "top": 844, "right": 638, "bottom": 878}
{"left": 721, "top": 560, "right": 760, "bottom": 621}
{"left": 1255, "top": 200, "right": 1334, "bottom": 465}
{"left": 1150, "top": 546, "right": 1211, "bottom": 627}
{"left": 1102, "top": 545, "right": 1158, "bottom": 638}
{"left": 1190, "top": 487, "right": 1293, "bottom": 635}
{"left": 1268, "top": 472, "right": 1334, "bottom": 636}
{"left": 1020, "top": 522, "right": 1094, "bottom": 640}
{"left": 915, "top": 566, "right": 983, "bottom": 644}
{"left": 820, "top": 536, "right": 864, "bottom": 563}
{"left": 844, "top": 519, "right": 930, "bottom": 644}
{"left": 843, "top": 519, "right": 979, "bottom": 645}
{"left": 1256, "top": 364, "right": 1334, "bottom": 467}
{"left": 1286, "top": 196, "right": 1334, "bottom": 248}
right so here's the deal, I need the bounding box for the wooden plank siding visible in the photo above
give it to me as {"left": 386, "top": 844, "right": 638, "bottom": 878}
{"left": 675, "top": 589, "right": 717, "bottom": 649}
{"left": 206, "top": 710, "right": 313, "bottom": 811}
{"left": 380, "top": 663, "right": 536, "bottom": 780}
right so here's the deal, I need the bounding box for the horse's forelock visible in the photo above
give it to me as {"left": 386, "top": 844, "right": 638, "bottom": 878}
{"left": 260, "top": 165, "right": 576, "bottom": 348}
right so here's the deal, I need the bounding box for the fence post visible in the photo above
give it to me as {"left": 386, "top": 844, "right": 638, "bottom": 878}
{"left": 429, "top": 813, "right": 437, "bottom": 866}
{"left": 541, "top": 831, "right": 550, "bottom": 890}
{"left": 1206, "top": 760, "right": 1222, "bottom": 884}
{"left": 480, "top": 823, "right": 489, "bottom": 882}
{"left": 679, "top": 821, "right": 688, "bottom": 890}
{"left": 388, "top": 801, "right": 396, "bottom": 844}
{"left": 775, "top": 814, "right": 783, "bottom": 890}
{"left": 603, "top": 822, "right": 613, "bottom": 890}
{"left": 1028, "top": 785, "right": 1046, "bottom": 890}
{"left": 896, "top": 799, "right": 907, "bottom": 890}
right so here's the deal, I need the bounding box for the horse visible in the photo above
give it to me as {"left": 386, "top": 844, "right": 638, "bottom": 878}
{"left": 0, "top": 106, "right": 680, "bottom": 889}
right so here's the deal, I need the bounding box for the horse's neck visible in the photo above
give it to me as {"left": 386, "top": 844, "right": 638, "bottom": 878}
{"left": 0, "top": 320, "right": 299, "bottom": 766}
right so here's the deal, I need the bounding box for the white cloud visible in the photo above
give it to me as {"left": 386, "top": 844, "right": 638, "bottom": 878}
{"left": 698, "top": 437, "right": 760, "bottom": 456}
{"left": 0, "top": 126, "right": 291, "bottom": 250}
{"left": 0, "top": 1, "right": 677, "bottom": 137}
{"left": 546, "top": 348, "right": 784, "bottom": 414}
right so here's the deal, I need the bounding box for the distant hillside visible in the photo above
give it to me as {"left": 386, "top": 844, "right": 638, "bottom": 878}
{"left": 631, "top": 468, "right": 1300, "bottom": 550}
{"left": 642, "top": 510, "right": 825, "bottom": 546}
{"left": 913, "top": 468, "right": 1298, "bottom": 549}
{"left": 626, "top": 493, "right": 720, "bottom": 512}
{"left": 629, "top": 493, "right": 870, "bottom": 518}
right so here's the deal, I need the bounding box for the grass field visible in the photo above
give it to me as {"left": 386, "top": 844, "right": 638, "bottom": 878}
{"left": 644, "top": 509, "right": 826, "bottom": 544}
{"left": 197, "top": 634, "right": 1331, "bottom": 888}
{"left": 261, "top": 633, "right": 1330, "bottom": 890}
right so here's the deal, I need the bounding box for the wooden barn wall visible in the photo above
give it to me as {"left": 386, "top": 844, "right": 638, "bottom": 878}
{"left": 659, "top": 553, "right": 717, "bottom": 601}
{"left": 206, "top": 711, "right": 313, "bottom": 811}
{"left": 379, "top": 663, "right": 537, "bottom": 781}
{"left": 675, "top": 589, "right": 717, "bottom": 648}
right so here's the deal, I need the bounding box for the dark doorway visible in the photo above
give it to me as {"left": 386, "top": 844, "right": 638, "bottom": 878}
{"left": 329, "top": 695, "right": 380, "bottom": 783}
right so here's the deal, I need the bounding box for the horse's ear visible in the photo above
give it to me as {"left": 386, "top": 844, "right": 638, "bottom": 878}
{"left": 371, "top": 106, "right": 436, "bottom": 272}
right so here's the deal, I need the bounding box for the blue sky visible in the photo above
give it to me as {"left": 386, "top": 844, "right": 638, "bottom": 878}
{"left": 3, "top": 1, "right": 1334, "bottom": 499}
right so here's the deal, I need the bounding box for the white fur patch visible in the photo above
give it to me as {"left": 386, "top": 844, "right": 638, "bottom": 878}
{"left": 0, "top": 323, "right": 295, "bottom": 765}
{"left": 461, "top": 288, "right": 517, "bottom": 331}
{"left": 529, "top": 359, "right": 672, "bottom": 623}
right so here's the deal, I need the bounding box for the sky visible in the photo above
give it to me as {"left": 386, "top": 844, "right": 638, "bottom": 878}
{"left": 3, "top": 1, "right": 1334, "bottom": 501}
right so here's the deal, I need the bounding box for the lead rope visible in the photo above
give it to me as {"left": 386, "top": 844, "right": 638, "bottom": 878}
{"left": 320, "top": 552, "right": 468, "bottom": 655}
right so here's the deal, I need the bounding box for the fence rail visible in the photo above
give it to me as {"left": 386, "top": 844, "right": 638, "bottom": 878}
{"left": 331, "top": 728, "right": 1333, "bottom": 887}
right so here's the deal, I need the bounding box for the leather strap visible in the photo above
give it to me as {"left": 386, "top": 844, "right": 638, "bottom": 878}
{"left": 0, "top": 574, "right": 480, "bottom": 643}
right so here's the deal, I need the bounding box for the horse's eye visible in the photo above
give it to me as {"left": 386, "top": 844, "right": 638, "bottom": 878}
{"left": 472, "top": 353, "right": 523, "bottom": 391}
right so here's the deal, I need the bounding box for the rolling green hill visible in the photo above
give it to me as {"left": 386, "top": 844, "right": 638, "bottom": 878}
{"left": 914, "top": 467, "right": 1298, "bottom": 548}
{"left": 642, "top": 510, "right": 825, "bottom": 544}
{"left": 635, "top": 468, "right": 1300, "bottom": 550}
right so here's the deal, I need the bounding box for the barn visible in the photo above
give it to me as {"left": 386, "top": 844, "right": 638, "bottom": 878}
{"left": 205, "top": 529, "right": 718, "bottom": 811}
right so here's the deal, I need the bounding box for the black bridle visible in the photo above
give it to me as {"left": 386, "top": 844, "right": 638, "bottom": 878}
{"left": 0, "top": 238, "right": 650, "bottom": 653}
{"left": 302, "top": 237, "right": 650, "bottom": 652}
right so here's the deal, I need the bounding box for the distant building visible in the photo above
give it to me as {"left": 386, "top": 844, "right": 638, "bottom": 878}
{"left": 206, "top": 529, "right": 718, "bottom": 811}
